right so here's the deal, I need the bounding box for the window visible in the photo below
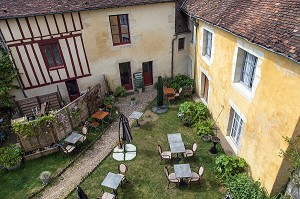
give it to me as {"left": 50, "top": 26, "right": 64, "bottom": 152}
{"left": 178, "top": 38, "right": 185, "bottom": 51}
{"left": 230, "top": 111, "right": 243, "bottom": 145}
{"left": 40, "top": 42, "right": 64, "bottom": 69}
{"left": 202, "top": 29, "right": 212, "bottom": 57}
{"left": 109, "top": 14, "right": 130, "bottom": 45}
{"left": 240, "top": 52, "right": 257, "bottom": 88}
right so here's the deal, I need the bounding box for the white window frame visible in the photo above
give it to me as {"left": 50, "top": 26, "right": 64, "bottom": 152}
{"left": 225, "top": 99, "right": 247, "bottom": 154}
{"left": 232, "top": 39, "right": 263, "bottom": 102}
{"left": 200, "top": 24, "right": 215, "bottom": 66}
{"left": 230, "top": 111, "right": 243, "bottom": 145}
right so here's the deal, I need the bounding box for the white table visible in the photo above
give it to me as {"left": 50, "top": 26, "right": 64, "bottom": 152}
{"left": 129, "top": 111, "right": 143, "bottom": 128}
{"left": 101, "top": 172, "right": 124, "bottom": 196}
{"left": 167, "top": 133, "right": 183, "bottom": 143}
{"left": 174, "top": 164, "right": 192, "bottom": 187}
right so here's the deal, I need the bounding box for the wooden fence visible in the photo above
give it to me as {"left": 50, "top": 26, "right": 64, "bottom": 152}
{"left": 16, "top": 84, "right": 102, "bottom": 160}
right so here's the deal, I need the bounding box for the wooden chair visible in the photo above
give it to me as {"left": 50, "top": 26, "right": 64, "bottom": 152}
{"left": 188, "top": 165, "right": 204, "bottom": 188}
{"left": 91, "top": 121, "right": 100, "bottom": 129}
{"left": 164, "top": 166, "right": 179, "bottom": 188}
{"left": 167, "top": 94, "right": 175, "bottom": 104}
{"left": 157, "top": 145, "right": 172, "bottom": 164}
{"left": 118, "top": 163, "right": 129, "bottom": 187}
{"left": 183, "top": 143, "right": 197, "bottom": 159}
{"left": 79, "top": 126, "right": 88, "bottom": 142}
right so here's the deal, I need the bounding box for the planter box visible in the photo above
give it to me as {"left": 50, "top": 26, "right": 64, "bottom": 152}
{"left": 24, "top": 147, "right": 58, "bottom": 161}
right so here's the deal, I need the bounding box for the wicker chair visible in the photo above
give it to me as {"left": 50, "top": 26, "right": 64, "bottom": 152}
{"left": 98, "top": 190, "right": 115, "bottom": 199}
{"left": 183, "top": 143, "right": 197, "bottom": 159}
{"left": 188, "top": 165, "right": 204, "bottom": 188}
{"left": 164, "top": 166, "right": 179, "bottom": 188}
{"left": 157, "top": 145, "right": 172, "bottom": 164}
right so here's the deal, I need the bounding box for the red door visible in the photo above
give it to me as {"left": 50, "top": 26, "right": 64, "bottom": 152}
{"left": 65, "top": 79, "right": 80, "bottom": 101}
{"left": 119, "top": 62, "right": 133, "bottom": 90}
{"left": 142, "top": 61, "right": 153, "bottom": 86}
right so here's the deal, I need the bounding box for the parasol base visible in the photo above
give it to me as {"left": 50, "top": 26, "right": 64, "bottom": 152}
{"left": 113, "top": 144, "right": 137, "bottom": 161}
{"left": 151, "top": 105, "right": 168, "bottom": 114}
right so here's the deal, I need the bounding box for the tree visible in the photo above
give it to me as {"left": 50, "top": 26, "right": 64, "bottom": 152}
{"left": 157, "top": 76, "right": 163, "bottom": 107}
{"left": 0, "top": 50, "right": 19, "bottom": 109}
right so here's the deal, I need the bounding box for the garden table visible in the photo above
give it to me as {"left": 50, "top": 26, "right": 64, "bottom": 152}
{"left": 101, "top": 172, "right": 124, "bottom": 197}
{"left": 64, "top": 132, "right": 83, "bottom": 150}
{"left": 169, "top": 141, "right": 185, "bottom": 163}
{"left": 163, "top": 87, "right": 175, "bottom": 96}
{"left": 167, "top": 133, "right": 183, "bottom": 143}
{"left": 174, "top": 164, "right": 192, "bottom": 187}
{"left": 129, "top": 111, "right": 143, "bottom": 128}
{"left": 92, "top": 110, "right": 109, "bottom": 129}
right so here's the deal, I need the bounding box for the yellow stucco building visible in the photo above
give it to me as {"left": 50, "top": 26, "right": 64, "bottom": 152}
{"left": 182, "top": 0, "right": 300, "bottom": 195}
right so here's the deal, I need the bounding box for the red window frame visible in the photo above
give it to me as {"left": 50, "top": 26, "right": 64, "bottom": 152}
{"left": 109, "top": 14, "right": 131, "bottom": 46}
{"left": 39, "top": 39, "right": 65, "bottom": 70}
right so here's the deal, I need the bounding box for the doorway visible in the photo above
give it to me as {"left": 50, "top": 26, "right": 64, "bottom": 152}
{"left": 119, "top": 62, "right": 133, "bottom": 90}
{"left": 201, "top": 73, "right": 209, "bottom": 103}
{"left": 65, "top": 79, "right": 80, "bottom": 101}
{"left": 142, "top": 61, "right": 153, "bottom": 86}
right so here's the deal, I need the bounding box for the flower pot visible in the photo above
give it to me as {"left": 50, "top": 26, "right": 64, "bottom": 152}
{"left": 202, "top": 134, "right": 212, "bottom": 142}
{"left": 138, "top": 88, "right": 143, "bottom": 93}
{"left": 130, "top": 99, "right": 136, "bottom": 106}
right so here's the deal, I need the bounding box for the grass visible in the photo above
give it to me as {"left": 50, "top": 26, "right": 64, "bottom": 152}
{"left": 67, "top": 100, "right": 225, "bottom": 199}
{"left": 0, "top": 113, "right": 116, "bottom": 199}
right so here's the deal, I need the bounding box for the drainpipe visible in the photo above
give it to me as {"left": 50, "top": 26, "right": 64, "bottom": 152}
{"left": 171, "top": 34, "right": 178, "bottom": 78}
{"left": 192, "top": 19, "right": 199, "bottom": 91}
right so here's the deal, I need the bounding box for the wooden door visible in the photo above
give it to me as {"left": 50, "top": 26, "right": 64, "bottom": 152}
{"left": 119, "top": 62, "right": 133, "bottom": 90}
{"left": 65, "top": 79, "right": 80, "bottom": 101}
{"left": 142, "top": 61, "right": 153, "bottom": 86}
{"left": 203, "top": 76, "right": 209, "bottom": 102}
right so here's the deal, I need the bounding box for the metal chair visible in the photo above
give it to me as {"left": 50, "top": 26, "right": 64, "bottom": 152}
{"left": 57, "top": 143, "right": 75, "bottom": 157}
{"left": 183, "top": 143, "right": 197, "bottom": 159}
{"left": 174, "top": 87, "right": 183, "bottom": 99}
{"left": 118, "top": 163, "right": 129, "bottom": 187}
{"left": 79, "top": 126, "right": 88, "bottom": 142}
{"left": 188, "top": 165, "right": 204, "bottom": 188}
{"left": 164, "top": 166, "right": 179, "bottom": 188}
{"left": 157, "top": 145, "right": 172, "bottom": 164}
{"left": 98, "top": 189, "right": 115, "bottom": 199}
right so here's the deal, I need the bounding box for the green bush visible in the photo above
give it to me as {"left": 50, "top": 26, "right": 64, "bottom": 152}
{"left": 103, "top": 95, "right": 114, "bottom": 106}
{"left": 179, "top": 102, "right": 208, "bottom": 126}
{"left": 114, "top": 86, "right": 127, "bottom": 97}
{"left": 161, "top": 74, "right": 194, "bottom": 91}
{"left": 215, "top": 154, "right": 247, "bottom": 178}
{"left": 0, "top": 144, "right": 22, "bottom": 168}
{"left": 195, "top": 119, "right": 214, "bottom": 136}
{"left": 225, "top": 173, "right": 269, "bottom": 199}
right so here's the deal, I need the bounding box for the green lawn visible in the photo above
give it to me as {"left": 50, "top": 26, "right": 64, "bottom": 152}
{"left": 0, "top": 116, "right": 114, "bottom": 199}
{"left": 67, "top": 101, "right": 225, "bottom": 199}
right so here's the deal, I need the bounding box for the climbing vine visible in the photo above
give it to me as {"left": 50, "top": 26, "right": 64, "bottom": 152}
{"left": 0, "top": 49, "right": 19, "bottom": 109}
{"left": 11, "top": 111, "right": 56, "bottom": 137}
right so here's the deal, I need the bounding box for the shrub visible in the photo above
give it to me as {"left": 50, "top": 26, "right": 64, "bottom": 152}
{"left": 0, "top": 144, "right": 22, "bottom": 168}
{"left": 103, "top": 95, "right": 114, "bottom": 106}
{"left": 215, "top": 154, "right": 247, "bottom": 178}
{"left": 161, "top": 74, "right": 194, "bottom": 91}
{"left": 225, "top": 173, "right": 269, "bottom": 199}
{"left": 195, "top": 119, "right": 214, "bottom": 136}
{"left": 179, "top": 102, "right": 208, "bottom": 126}
{"left": 114, "top": 86, "right": 127, "bottom": 97}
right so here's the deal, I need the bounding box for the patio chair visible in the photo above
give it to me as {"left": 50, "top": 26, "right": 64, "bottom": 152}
{"left": 157, "top": 145, "right": 172, "bottom": 164}
{"left": 57, "top": 143, "right": 75, "bottom": 157}
{"left": 167, "top": 95, "right": 175, "bottom": 104}
{"left": 183, "top": 143, "right": 197, "bottom": 159}
{"left": 98, "top": 189, "right": 115, "bottom": 199}
{"left": 118, "top": 163, "right": 129, "bottom": 187}
{"left": 91, "top": 121, "right": 100, "bottom": 129}
{"left": 164, "top": 166, "right": 179, "bottom": 188}
{"left": 79, "top": 126, "right": 88, "bottom": 142}
{"left": 188, "top": 165, "right": 204, "bottom": 189}
{"left": 174, "top": 87, "right": 183, "bottom": 99}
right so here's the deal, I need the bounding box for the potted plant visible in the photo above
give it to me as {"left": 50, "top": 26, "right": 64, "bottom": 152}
{"left": 0, "top": 144, "right": 22, "bottom": 170}
{"left": 130, "top": 97, "right": 136, "bottom": 106}
{"left": 114, "top": 86, "right": 127, "bottom": 97}
{"left": 39, "top": 171, "right": 51, "bottom": 185}
{"left": 103, "top": 95, "right": 114, "bottom": 106}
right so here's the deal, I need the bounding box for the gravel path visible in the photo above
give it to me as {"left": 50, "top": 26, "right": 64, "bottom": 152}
{"left": 40, "top": 87, "right": 156, "bottom": 199}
